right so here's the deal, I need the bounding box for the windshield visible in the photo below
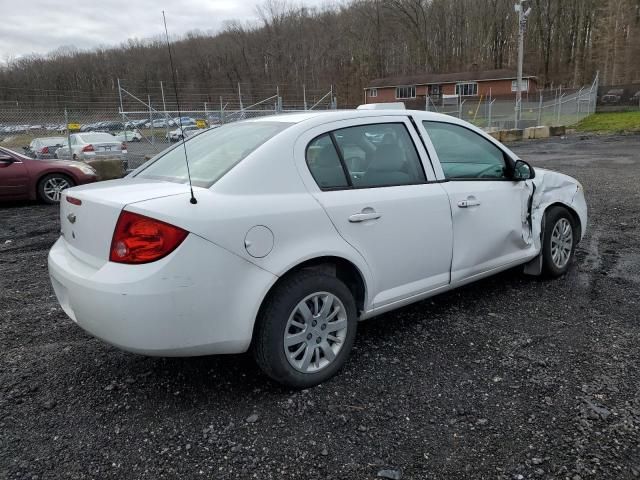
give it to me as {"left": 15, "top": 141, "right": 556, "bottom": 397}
{"left": 135, "top": 121, "right": 291, "bottom": 187}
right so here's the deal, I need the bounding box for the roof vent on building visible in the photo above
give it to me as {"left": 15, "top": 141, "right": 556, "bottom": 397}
{"left": 357, "top": 102, "right": 406, "bottom": 110}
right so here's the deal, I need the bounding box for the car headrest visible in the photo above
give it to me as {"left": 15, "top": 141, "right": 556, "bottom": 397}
{"left": 370, "top": 144, "right": 405, "bottom": 172}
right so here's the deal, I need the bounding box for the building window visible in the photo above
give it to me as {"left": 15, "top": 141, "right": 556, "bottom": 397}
{"left": 455, "top": 82, "right": 478, "bottom": 96}
{"left": 395, "top": 86, "right": 416, "bottom": 99}
{"left": 511, "top": 79, "right": 529, "bottom": 92}
{"left": 369, "top": 88, "right": 378, "bottom": 98}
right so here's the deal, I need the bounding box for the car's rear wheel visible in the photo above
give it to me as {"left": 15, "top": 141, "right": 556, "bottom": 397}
{"left": 38, "top": 174, "right": 74, "bottom": 204}
{"left": 253, "top": 271, "right": 357, "bottom": 388}
{"left": 541, "top": 206, "right": 576, "bottom": 277}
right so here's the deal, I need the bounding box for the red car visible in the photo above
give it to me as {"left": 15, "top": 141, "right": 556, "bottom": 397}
{"left": 0, "top": 146, "right": 98, "bottom": 204}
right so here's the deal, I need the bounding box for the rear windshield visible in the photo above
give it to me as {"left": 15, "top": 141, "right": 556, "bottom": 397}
{"left": 135, "top": 121, "right": 291, "bottom": 187}
{"left": 38, "top": 137, "right": 66, "bottom": 145}
{"left": 79, "top": 133, "right": 117, "bottom": 143}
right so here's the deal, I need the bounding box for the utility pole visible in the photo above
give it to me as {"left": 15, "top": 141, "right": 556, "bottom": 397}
{"left": 117, "top": 78, "right": 127, "bottom": 140}
{"left": 514, "top": 0, "right": 531, "bottom": 129}
{"left": 160, "top": 81, "right": 169, "bottom": 140}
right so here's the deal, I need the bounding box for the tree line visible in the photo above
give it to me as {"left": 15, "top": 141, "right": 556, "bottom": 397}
{"left": 0, "top": 0, "right": 638, "bottom": 109}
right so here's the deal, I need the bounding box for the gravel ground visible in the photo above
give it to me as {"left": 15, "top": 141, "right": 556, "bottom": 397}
{"left": 1, "top": 133, "right": 639, "bottom": 480}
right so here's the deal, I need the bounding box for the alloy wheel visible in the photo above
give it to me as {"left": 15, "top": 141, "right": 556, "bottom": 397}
{"left": 550, "top": 218, "right": 573, "bottom": 269}
{"left": 284, "top": 292, "right": 348, "bottom": 373}
{"left": 43, "top": 177, "right": 71, "bottom": 202}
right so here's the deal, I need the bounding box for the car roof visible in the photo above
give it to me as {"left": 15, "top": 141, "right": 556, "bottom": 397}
{"left": 243, "top": 109, "right": 460, "bottom": 126}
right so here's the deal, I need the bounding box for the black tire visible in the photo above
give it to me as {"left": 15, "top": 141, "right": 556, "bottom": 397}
{"left": 541, "top": 206, "right": 577, "bottom": 277}
{"left": 37, "top": 173, "right": 75, "bottom": 204}
{"left": 253, "top": 271, "right": 358, "bottom": 389}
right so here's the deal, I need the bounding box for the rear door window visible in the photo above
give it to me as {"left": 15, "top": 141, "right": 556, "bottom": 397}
{"left": 305, "top": 122, "right": 426, "bottom": 190}
{"left": 306, "top": 134, "right": 350, "bottom": 189}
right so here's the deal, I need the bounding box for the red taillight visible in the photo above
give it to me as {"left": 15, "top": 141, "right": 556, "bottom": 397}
{"left": 109, "top": 211, "right": 188, "bottom": 264}
{"left": 82, "top": 144, "right": 95, "bottom": 152}
{"left": 66, "top": 196, "right": 82, "bottom": 206}
{"left": 41, "top": 146, "right": 49, "bottom": 154}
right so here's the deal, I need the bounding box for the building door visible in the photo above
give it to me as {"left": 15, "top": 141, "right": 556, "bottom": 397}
{"left": 430, "top": 85, "right": 442, "bottom": 103}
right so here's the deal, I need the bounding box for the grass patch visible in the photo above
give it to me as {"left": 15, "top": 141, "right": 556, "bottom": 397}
{"left": 575, "top": 111, "right": 640, "bottom": 133}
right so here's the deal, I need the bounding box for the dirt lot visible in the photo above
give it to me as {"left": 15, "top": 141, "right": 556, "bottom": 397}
{"left": 1, "top": 134, "right": 639, "bottom": 480}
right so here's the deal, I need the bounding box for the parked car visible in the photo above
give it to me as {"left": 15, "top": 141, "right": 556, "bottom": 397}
{"left": 0, "top": 146, "right": 97, "bottom": 204}
{"left": 23, "top": 137, "right": 68, "bottom": 159}
{"left": 55, "top": 132, "right": 127, "bottom": 161}
{"left": 601, "top": 88, "right": 624, "bottom": 104}
{"left": 112, "top": 130, "right": 142, "bottom": 142}
{"left": 48, "top": 108, "right": 587, "bottom": 388}
{"left": 166, "top": 125, "right": 200, "bottom": 142}
{"left": 96, "top": 121, "right": 126, "bottom": 133}
{"left": 145, "top": 118, "right": 175, "bottom": 129}
{"left": 80, "top": 123, "right": 98, "bottom": 132}
{"left": 124, "top": 120, "right": 147, "bottom": 130}
{"left": 175, "top": 116, "right": 196, "bottom": 126}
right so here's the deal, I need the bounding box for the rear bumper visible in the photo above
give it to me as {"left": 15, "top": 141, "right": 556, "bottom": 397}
{"left": 48, "top": 234, "right": 276, "bottom": 356}
{"left": 80, "top": 152, "right": 126, "bottom": 160}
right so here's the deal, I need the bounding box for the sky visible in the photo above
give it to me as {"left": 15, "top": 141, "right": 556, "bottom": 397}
{"left": 0, "top": 0, "right": 331, "bottom": 62}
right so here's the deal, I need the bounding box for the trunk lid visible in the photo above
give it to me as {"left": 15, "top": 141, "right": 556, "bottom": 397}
{"left": 91, "top": 140, "right": 124, "bottom": 155}
{"left": 60, "top": 178, "right": 192, "bottom": 267}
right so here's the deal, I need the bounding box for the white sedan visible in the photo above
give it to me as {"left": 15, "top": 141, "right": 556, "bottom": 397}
{"left": 55, "top": 132, "right": 127, "bottom": 161}
{"left": 48, "top": 108, "right": 587, "bottom": 388}
{"left": 166, "top": 125, "right": 201, "bottom": 142}
{"left": 112, "top": 130, "right": 142, "bottom": 142}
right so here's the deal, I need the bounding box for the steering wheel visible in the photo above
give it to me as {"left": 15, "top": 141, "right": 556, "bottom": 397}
{"left": 475, "top": 164, "right": 505, "bottom": 179}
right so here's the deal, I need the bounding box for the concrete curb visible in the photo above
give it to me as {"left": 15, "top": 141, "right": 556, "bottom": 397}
{"left": 524, "top": 126, "right": 551, "bottom": 139}
{"left": 488, "top": 125, "right": 566, "bottom": 143}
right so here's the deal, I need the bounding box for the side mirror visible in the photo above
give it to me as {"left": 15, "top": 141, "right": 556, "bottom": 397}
{"left": 513, "top": 159, "right": 535, "bottom": 181}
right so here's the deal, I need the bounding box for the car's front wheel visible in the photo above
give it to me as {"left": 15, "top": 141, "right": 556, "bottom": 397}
{"left": 253, "top": 271, "right": 357, "bottom": 388}
{"left": 38, "top": 174, "right": 74, "bottom": 204}
{"left": 541, "top": 206, "right": 577, "bottom": 277}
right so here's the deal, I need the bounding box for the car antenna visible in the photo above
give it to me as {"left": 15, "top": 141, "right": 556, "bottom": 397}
{"left": 162, "top": 10, "right": 197, "bottom": 205}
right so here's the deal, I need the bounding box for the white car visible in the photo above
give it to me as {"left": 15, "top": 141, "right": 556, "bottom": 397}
{"left": 48, "top": 108, "right": 587, "bottom": 388}
{"left": 55, "top": 132, "right": 127, "bottom": 161}
{"left": 166, "top": 125, "right": 200, "bottom": 142}
{"left": 145, "top": 118, "right": 175, "bottom": 129}
{"left": 112, "top": 130, "right": 142, "bottom": 142}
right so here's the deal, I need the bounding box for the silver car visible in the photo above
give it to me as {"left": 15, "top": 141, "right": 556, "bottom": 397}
{"left": 24, "top": 137, "right": 67, "bottom": 159}
{"left": 55, "top": 132, "right": 127, "bottom": 161}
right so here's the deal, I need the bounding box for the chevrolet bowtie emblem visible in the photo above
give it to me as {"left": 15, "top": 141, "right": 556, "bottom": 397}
{"left": 67, "top": 213, "right": 77, "bottom": 224}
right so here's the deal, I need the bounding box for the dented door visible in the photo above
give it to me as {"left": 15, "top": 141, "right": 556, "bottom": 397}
{"left": 441, "top": 180, "right": 536, "bottom": 282}
{"left": 418, "top": 119, "right": 537, "bottom": 283}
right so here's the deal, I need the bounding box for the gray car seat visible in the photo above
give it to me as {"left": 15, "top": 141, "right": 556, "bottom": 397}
{"left": 362, "top": 143, "right": 411, "bottom": 186}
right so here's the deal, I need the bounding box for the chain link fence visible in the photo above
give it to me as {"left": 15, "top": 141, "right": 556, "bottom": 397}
{"left": 0, "top": 76, "right": 602, "bottom": 173}
{"left": 425, "top": 75, "right": 599, "bottom": 130}
{"left": 0, "top": 83, "right": 338, "bottom": 170}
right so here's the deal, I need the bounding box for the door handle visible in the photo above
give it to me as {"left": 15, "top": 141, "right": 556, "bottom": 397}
{"left": 349, "top": 210, "right": 381, "bottom": 223}
{"left": 458, "top": 197, "right": 481, "bottom": 208}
